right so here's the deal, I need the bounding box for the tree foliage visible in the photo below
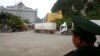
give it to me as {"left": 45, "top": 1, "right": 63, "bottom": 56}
{"left": 0, "top": 12, "right": 12, "bottom": 31}
{"left": 86, "top": 0, "right": 100, "bottom": 19}
{"left": 8, "top": 15, "right": 24, "bottom": 28}
{"left": 53, "top": 19, "right": 64, "bottom": 29}
{"left": 0, "top": 11, "right": 24, "bottom": 31}
{"left": 53, "top": 18, "right": 72, "bottom": 29}
{"left": 0, "top": 12, "right": 12, "bottom": 25}
{"left": 52, "top": 0, "right": 100, "bottom": 29}
{"left": 23, "top": 19, "right": 30, "bottom": 24}
{"left": 52, "top": 0, "right": 89, "bottom": 17}
{"left": 52, "top": 0, "right": 100, "bottom": 19}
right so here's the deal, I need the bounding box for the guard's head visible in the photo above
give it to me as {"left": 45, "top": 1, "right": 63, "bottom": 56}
{"left": 71, "top": 16, "right": 100, "bottom": 48}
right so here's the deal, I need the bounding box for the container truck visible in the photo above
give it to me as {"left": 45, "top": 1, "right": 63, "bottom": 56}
{"left": 60, "top": 22, "right": 68, "bottom": 35}
{"left": 60, "top": 20, "right": 100, "bottom": 35}
{"left": 34, "top": 22, "right": 56, "bottom": 34}
{"left": 91, "top": 20, "right": 100, "bottom": 26}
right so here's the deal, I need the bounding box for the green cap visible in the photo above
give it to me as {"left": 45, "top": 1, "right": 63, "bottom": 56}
{"left": 72, "top": 16, "right": 100, "bottom": 35}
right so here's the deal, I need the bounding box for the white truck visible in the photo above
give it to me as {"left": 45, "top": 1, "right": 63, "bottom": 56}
{"left": 60, "top": 22, "right": 68, "bottom": 35}
{"left": 34, "top": 22, "right": 56, "bottom": 34}
{"left": 91, "top": 20, "right": 100, "bottom": 26}
{"left": 59, "top": 20, "right": 100, "bottom": 35}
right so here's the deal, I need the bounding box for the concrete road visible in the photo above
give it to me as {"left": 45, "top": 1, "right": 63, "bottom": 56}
{"left": 0, "top": 31, "right": 100, "bottom": 56}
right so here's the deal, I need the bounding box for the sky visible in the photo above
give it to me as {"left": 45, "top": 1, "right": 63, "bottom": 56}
{"left": 0, "top": 0, "right": 57, "bottom": 19}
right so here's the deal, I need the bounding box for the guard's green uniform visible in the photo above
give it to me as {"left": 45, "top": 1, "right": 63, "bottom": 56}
{"left": 64, "top": 46, "right": 100, "bottom": 56}
{"left": 64, "top": 16, "right": 100, "bottom": 56}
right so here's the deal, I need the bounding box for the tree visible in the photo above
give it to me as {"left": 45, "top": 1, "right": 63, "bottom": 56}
{"left": 23, "top": 19, "right": 30, "bottom": 24}
{"left": 86, "top": 0, "right": 100, "bottom": 19}
{"left": 51, "top": 0, "right": 88, "bottom": 29}
{"left": 52, "top": 0, "right": 94, "bottom": 17}
{"left": 52, "top": 0, "right": 100, "bottom": 29}
{"left": 8, "top": 15, "right": 24, "bottom": 29}
{"left": 53, "top": 17, "right": 72, "bottom": 29}
{"left": 0, "top": 12, "right": 12, "bottom": 31}
{"left": 52, "top": 0, "right": 100, "bottom": 18}
{"left": 0, "top": 12, "right": 11, "bottom": 25}
{"left": 53, "top": 19, "right": 64, "bottom": 29}
{"left": 0, "top": 12, "right": 26, "bottom": 32}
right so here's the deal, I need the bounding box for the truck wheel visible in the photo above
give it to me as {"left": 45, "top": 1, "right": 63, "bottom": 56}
{"left": 61, "top": 32, "right": 64, "bottom": 35}
{"left": 50, "top": 31, "right": 54, "bottom": 34}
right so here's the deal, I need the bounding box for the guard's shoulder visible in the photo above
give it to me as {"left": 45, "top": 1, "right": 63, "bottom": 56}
{"left": 97, "top": 47, "right": 100, "bottom": 56}
{"left": 97, "top": 47, "right": 100, "bottom": 53}
{"left": 64, "top": 50, "right": 74, "bottom": 56}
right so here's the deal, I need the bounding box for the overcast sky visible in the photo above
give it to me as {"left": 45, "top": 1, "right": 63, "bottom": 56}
{"left": 0, "top": 0, "right": 57, "bottom": 19}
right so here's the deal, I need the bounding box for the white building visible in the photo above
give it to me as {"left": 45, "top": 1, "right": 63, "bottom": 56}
{"left": 0, "top": 2, "right": 37, "bottom": 24}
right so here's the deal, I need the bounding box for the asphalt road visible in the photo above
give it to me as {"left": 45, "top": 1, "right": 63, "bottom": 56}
{"left": 0, "top": 31, "right": 100, "bottom": 56}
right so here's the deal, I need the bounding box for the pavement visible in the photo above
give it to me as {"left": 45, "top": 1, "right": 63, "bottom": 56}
{"left": 0, "top": 31, "right": 100, "bottom": 56}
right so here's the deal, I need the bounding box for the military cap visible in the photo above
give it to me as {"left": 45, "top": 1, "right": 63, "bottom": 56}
{"left": 71, "top": 16, "right": 100, "bottom": 36}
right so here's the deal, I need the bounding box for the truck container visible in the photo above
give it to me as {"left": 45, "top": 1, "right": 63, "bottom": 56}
{"left": 34, "top": 22, "right": 56, "bottom": 34}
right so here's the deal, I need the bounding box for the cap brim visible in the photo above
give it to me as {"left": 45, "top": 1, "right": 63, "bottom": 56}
{"left": 72, "top": 16, "right": 100, "bottom": 35}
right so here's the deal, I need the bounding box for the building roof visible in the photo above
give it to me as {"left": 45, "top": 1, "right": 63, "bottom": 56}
{"left": 18, "top": 2, "right": 24, "bottom": 6}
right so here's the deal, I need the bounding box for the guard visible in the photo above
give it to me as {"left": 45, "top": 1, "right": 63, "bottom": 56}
{"left": 64, "top": 16, "right": 100, "bottom": 56}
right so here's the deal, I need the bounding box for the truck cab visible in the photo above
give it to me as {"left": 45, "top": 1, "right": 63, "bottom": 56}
{"left": 60, "top": 22, "right": 68, "bottom": 35}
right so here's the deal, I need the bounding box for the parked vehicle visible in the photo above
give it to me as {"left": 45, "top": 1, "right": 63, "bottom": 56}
{"left": 34, "top": 22, "right": 56, "bottom": 34}
{"left": 91, "top": 20, "right": 100, "bottom": 26}
{"left": 60, "top": 22, "right": 68, "bottom": 35}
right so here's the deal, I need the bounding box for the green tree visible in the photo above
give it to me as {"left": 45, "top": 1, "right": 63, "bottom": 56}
{"left": 8, "top": 15, "right": 24, "bottom": 29}
{"left": 53, "top": 19, "right": 64, "bottom": 29}
{"left": 53, "top": 17, "right": 72, "bottom": 29}
{"left": 52, "top": 0, "right": 100, "bottom": 29}
{"left": 0, "top": 12, "right": 11, "bottom": 25}
{"left": 86, "top": 0, "right": 100, "bottom": 19}
{"left": 0, "top": 12, "right": 25, "bottom": 31}
{"left": 52, "top": 0, "right": 100, "bottom": 18}
{"left": 52, "top": 0, "right": 88, "bottom": 17}
{"left": 23, "top": 19, "right": 30, "bottom": 24}
{"left": 51, "top": 0, "right": 88, "bottom": 29}
{"left": 0, "top": 12, "right": 12, "bottom": 31}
